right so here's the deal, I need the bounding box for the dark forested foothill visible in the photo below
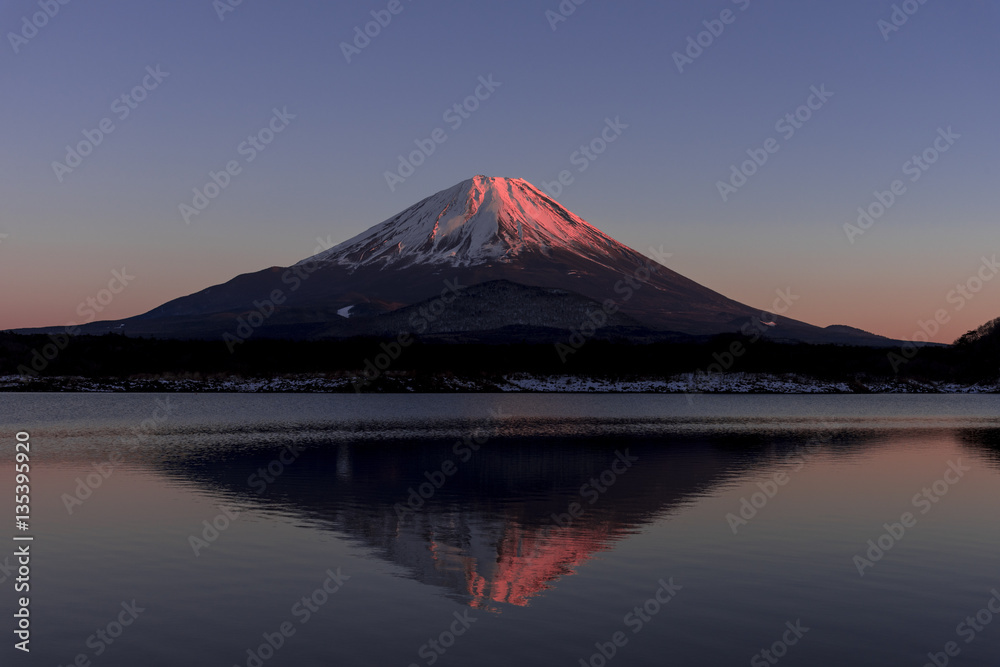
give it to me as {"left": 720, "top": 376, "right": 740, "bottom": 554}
{"left": 1, "top": 316, "right": 996, "bottom": 388}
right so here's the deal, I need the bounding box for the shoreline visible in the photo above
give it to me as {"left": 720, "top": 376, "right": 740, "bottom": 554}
{"left": 2, "top": 373, "right": 997, "bottom": 394}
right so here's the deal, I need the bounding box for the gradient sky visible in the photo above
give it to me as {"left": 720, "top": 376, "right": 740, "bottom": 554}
{"left": 1, "top": 0, "right": 997, "bottom": 342}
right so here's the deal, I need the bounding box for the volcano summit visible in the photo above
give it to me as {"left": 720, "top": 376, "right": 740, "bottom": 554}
{"left": 20, "top": 176, "right": 892, "bottom": 346}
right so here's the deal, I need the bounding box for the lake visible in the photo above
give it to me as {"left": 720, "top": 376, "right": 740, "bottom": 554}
{"left": 2, "top": 394, "right": 999, "bottom": 666}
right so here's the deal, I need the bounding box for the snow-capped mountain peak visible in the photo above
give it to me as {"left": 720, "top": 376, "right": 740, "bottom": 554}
{"left": 299, "top": 176, "right": 639, "bottom": 269}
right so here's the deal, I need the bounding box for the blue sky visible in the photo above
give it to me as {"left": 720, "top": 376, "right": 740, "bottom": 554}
{"left": 1, "top": 0, "right": 998, "bottom": 341}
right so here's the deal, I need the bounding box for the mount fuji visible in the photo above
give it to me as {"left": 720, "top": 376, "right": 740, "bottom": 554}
{"left": 24, "top": 176, "right": 891, "bottom": 345}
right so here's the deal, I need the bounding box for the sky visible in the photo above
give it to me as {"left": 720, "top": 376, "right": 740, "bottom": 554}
{"left": 1, "top": 0, "right": 998, "bottom": 343}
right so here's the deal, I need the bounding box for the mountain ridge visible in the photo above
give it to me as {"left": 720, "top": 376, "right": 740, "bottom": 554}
{"left": 15, "top": 176, "right": 903, "bottom": 346}
{"left": 300, "top": 176, "right": 643, "bottom": 271}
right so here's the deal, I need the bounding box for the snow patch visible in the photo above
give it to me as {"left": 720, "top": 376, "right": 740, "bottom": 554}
{"left": 295, "top": 176, "right": 646, "bottom": 271}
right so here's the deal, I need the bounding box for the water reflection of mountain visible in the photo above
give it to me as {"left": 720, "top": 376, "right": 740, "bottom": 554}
{"left": 151, "top": 428, "right": 843, "bottom": 610}
{"left": 958, "top": 428, "right": 1000, "bottom": 470}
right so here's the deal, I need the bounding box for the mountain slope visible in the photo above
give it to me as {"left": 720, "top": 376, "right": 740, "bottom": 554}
{"left": 304, "top": 176, "right": 647, "bottom": 270}
{"left": 127, "top": 176, "right": 765, "bottom": 334}
{"left": 19, "top": 176, "right": 897, "bottom": 345}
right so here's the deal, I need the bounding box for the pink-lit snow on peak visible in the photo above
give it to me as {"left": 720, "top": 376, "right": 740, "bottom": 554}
{"left": 298, "top": 176, "right": 642, "bottom": 269}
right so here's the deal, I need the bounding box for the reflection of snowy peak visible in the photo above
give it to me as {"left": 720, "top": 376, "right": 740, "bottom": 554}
{"left": 299, "top": 176, "right": 644, "bottom": 270}
{"left": 368, "top": 510, "right": 621, "bottom": 611}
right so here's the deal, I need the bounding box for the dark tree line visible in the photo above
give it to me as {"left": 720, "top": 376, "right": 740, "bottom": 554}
{"left": 1, "top": 319, "right": 997, "bottom": 385}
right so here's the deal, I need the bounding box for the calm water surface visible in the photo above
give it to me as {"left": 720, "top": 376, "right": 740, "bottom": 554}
{"left": 2, "top": 394, "right": 999, "bottom": 666}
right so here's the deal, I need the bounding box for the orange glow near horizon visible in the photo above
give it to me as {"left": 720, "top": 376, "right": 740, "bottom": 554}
{"left": 1, "top": 226, "right": 995, "bottom": 344}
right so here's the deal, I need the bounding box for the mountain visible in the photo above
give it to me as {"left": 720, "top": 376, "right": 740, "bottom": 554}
{"left": 305, "top": 175, "right": 638, "bottom": 270}
{"left": 18, "top": 176, "right": 895, "bottom": 345}
{"left": 151, "top": 427, "right": 772, "bottom": 610}
{"left": 952, "top": 316, "right": 1000, "bottom": 381}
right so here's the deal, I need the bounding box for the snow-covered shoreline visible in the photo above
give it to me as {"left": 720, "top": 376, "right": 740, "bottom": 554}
{"left": 1, "top": 372, "right": 996, "bottom": 394}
